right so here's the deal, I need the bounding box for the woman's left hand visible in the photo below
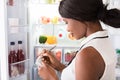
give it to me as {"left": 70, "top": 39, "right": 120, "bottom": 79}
{"left": 38, "top": 62, "right": 58, "bottom": 80}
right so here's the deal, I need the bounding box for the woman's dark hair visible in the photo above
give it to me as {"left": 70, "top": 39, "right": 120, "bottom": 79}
{"left": 59, "top": 0, "right": 120, "bottom": 28}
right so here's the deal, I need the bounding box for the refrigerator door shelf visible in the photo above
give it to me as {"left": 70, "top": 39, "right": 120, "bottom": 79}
{"left": 9, "top": 59, "right": 30, "bottom": 80}
{"left": 9, "top": 74, "right": 27, "bottom": 80}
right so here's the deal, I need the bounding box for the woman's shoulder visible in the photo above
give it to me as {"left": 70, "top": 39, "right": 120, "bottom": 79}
{"left": 75, "top": 46, "right": 105, "bottom": 79}
{"left": 76, "top": 46, "right": 102, "bottom": 60}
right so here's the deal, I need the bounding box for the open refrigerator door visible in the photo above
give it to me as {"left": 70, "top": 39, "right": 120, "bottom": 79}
{"left": 0, "top": 0, "right": 9, "bottom": 80}
{"left": 6, "top": 0, "right": 30, "bottom": 80}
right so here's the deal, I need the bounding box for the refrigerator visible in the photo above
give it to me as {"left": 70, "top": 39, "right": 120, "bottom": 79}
{"left": 0, "top": 0, "right": 120, "bottom": 80}
{"left": 0, "top": 0, "right": 82, "bottom": 80}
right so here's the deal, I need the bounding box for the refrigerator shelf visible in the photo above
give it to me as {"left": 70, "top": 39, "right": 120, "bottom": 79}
{"left": 10, "top": 59, "right": 30, "bottom": 66}
{"left": 9, "top": 73, "right": 28, "bottom": 80}
{"left": 29, "top": 1, "right": 59, "bottom": 6}
{"left": 32, "top": 23, "right": 66, "bottom": 26}
{"left": 8, "top": 24, "right": 29, "bottom": 27}
{"left": 34, "top": 45, "right": 79, "bottom": 64}
{"left": 9, "top": 59, "right": 30, "bottom": 79}
{"left": 8, "top": 25, "right": 29, "bottom": 34}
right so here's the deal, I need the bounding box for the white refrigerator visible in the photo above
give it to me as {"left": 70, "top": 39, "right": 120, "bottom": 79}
{"left": 0, "top": 0, "right": 82, "bottom": 80}
{"left": 0, "top": 0, "right": 120, "bottom": 80}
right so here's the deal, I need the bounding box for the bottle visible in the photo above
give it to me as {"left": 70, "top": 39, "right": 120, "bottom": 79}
{"left": 32, "top": 64, "right": 41, "bottom": 80}
{"left": 17, "top": 41, "right": 25, "bottom": 74}
{"left": 8, "top": 42, "right": 18, "bottom": 77}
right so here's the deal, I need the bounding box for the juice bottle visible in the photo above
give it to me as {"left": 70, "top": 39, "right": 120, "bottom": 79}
{"left": 8, "top": 42, "right": 18, "bottom": 77}
{"left": 17, "top": 41, "right": 25, "bottom": 74}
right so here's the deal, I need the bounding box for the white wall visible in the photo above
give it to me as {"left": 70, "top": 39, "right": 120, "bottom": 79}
{"left": 101, "top": 0, "right": 120, "bottom": 49}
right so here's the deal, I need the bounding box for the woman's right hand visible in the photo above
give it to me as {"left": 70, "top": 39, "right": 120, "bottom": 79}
{"left": 38, "top": 61, "right": 58, "bottom": 80}
{"left": 40, "top": 49, "right": 66, "bottom": 72}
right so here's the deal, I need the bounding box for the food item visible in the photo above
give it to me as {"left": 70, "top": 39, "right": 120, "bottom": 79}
{"left": 46, "top": 35, "right": 57, "bottom": 44}
{"left": 65, "top": 51, "right": 76, "bottom": 62}
{"left": 39, "top": 35, "right": 47, "bottom": 44}
{"left": 55, "top": 50, "right": 61, "bottom": 61}
{"left": 51, "top": 16, "right": 58, "bottom": 24}
{"left": 46, "top": 0, "right": 55, "bottom": 4}
{"left": 41, "top": 16, "right": 50, "bottom": 24}
{"left": 65, "top": 52, "right": 71, "bottom": 62}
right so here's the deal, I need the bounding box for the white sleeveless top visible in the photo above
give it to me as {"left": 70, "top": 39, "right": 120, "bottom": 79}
{"left": 61, "top": 30, "right": 117, "bottom": 80}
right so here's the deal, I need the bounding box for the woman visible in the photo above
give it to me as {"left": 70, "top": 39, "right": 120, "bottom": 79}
{"left": 37, "top": 0, "right": 120, "bottom": 80}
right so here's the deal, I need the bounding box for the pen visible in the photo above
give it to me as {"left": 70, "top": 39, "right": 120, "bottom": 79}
{"left": 49, "top": 45, "right": 56, "bottom": 51}
{"left": 41, "top": 45, "right": 56, "bottom": 64}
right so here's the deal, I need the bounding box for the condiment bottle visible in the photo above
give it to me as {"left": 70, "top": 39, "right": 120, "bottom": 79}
{"left": 17, "top": 41, "right": 25, "bottom": 74}
{"left": 8, "top": 42, "right": 17, "bottom": 77}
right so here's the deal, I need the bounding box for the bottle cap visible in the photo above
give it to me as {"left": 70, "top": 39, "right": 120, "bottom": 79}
{"left": 18, "top": 41, "right": 22, "bottom": 44}
{"left": 10, "top": 42, "right": 15, "bottom": 45}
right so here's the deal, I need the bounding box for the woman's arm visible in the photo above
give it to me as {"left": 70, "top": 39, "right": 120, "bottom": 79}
{"left": 75, "top": 46, "right": 105, "bottom": 80}
{"left": 53, "top": 62, "right": 66, "bottom": 72}
{"left": 41, "top": 49, "right": 66, "bottom": 72}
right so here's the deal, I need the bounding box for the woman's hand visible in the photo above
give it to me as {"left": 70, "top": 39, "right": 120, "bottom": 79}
{"left": 40, "top": 49, "right": 66, "bottom": 72}
{"left": 38, "top": 62, "right": 58, "bottom": 80}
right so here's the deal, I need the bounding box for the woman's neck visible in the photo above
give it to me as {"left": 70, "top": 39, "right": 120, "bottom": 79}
{"left": 86, "top": 21, "right": 103, "bottom": 37}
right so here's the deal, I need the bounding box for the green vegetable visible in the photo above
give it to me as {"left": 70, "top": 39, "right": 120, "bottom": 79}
{"left": 39, "top": 35, "right": 47, "bottom": 44}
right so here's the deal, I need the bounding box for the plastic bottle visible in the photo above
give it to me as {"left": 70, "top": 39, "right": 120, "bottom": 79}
{"left": 8, "top": 42, "right": 18, "bottom": 77}
{"left": 17, "top": 41, "right": 25, "bottom": 74}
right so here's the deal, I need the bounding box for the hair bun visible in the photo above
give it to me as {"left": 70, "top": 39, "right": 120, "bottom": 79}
{"left": 97, "top": 5, "right": 108, "bottom": 21}
{"left": 97, "top": 4, "right": 120, "bottom": 28}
